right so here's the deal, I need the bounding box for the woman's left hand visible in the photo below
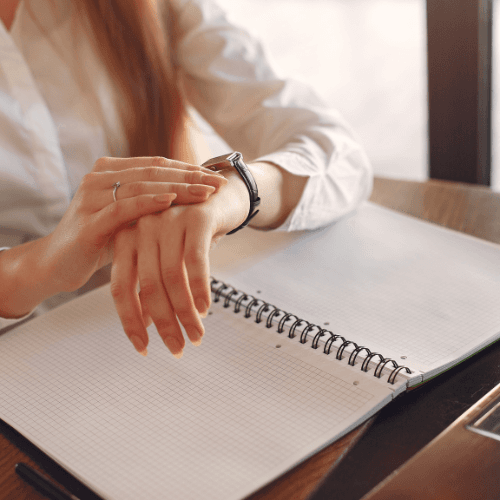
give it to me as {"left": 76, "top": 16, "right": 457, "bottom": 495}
{"left": 110, "top": 172, "right": 249, "bottom": 357}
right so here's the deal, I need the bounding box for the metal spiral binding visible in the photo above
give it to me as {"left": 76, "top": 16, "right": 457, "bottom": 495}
{"left": 210, "top": 278, "right": 412, "bottom": 385}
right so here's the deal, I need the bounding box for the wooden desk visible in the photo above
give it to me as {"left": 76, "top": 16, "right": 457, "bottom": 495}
{"left": 1, "top": 177, "right": 499, "bottom": 500}
{"left": 361, "top": 380, "right": 500, "bottom": 500}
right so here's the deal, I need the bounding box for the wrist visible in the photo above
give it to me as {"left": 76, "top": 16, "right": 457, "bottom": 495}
{"left": 202, "top": 152, "right": 260, "bottom": 234}
{"left": 217, "top": 168, "right": 250, "bottom": 234}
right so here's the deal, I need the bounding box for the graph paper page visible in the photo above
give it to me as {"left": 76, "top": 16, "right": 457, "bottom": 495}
{"left": 0, "top": 284, "right": 394, "bottom": 500}
{"left": 211, "top": 202, "right": 500, "bottom": 377}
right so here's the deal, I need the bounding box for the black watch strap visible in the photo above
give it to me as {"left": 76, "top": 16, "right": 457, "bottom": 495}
{"left": 201, "top": 152, "right": 261, "bottom": 234}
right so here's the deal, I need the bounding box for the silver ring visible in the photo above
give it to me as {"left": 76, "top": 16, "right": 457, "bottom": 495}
{"left": 112, "top": 182, "right": 120, "bottom": 202}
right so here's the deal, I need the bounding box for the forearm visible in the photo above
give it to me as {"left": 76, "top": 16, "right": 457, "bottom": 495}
{"left": 217, "top": 161, "right": 307, "bottom": 232}
{"left": 247, "top": 161, "right": 308, "bottom": 230}
{"left": 0, "top": 237, "right": 58, "bottom": 318}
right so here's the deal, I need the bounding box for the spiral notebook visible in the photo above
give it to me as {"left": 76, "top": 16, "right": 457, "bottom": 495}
{"left": 1, "top": 202, "right": 500, "bottom": 500}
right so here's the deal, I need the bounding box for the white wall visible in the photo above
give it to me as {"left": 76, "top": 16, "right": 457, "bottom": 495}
{"left": 213, "top": 0, "right": 428, "bottom": 181}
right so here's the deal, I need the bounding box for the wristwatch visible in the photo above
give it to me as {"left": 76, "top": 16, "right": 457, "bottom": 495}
{"left": 201, "top": 152, "right": 260, "bottom": 234}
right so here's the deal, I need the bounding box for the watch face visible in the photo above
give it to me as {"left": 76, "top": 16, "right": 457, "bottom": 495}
{"left": 201, "top": 152, "right": 241, "bottom": 169}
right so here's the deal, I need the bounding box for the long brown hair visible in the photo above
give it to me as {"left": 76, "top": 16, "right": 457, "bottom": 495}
{"left": 76, "top": 0, "right": 187, "bottom": 160}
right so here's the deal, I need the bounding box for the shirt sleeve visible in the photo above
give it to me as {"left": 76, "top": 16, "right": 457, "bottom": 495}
{"left": 171, "top": 0, "right": 373, "bottom": 231}
{"left": 0, "top": 247, "right": 35, "bottom": 331}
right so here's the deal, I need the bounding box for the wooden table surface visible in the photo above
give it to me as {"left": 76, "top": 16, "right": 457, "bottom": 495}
{"left": 1, "top": 177, "right": 499, "bottom": 500}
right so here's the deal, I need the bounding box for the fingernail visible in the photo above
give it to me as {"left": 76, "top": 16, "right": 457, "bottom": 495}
{"left": 154, "top": 193, "right": 176, "bottom": 203}
{"left": 188, "top": 184, "right": 215, "bottom": 196}
{"left": 195, "top": 298, "right": 208, "bottom": 317}
{"left": 130, "top": 335, "right": 148, "bottom": 356}
{"left": 163, "top": 337, "right": 183, "bottom": 359}
{"left": 190, "top": 326, "right": 204, "bottom": 347}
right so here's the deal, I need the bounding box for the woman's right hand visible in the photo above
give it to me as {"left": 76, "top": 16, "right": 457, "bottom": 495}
{"left": 45, "top": 156, "right": 227, "bottom": 293}
{"left": 0, "top": 156, "right": 226, "bottom": 319}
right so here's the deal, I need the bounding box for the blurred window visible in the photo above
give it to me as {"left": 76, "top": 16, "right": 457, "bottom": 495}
{"left": 215, "top": 0, "right": 428, "bottom": 182}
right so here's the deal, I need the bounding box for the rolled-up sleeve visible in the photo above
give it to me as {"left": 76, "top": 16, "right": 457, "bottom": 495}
{"left": 172, "top": 0, "right": 373, "bottom": 230}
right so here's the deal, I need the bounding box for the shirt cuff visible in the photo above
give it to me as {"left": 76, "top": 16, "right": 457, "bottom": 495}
{"left": 254, "top": 148, "right": 372, "bottom": 232}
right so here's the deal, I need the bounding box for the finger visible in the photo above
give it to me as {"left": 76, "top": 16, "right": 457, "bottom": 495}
{"left": 109, "top": 182, "right": 216, "bottom": 205}
{"left": 184, "top": 220, "right": 213, "bottom": 318}
{"left": 137, "top": 216, "right": 185, "bottom": 358}
{"left": 93, "top": 168, "right": 227, "bottom": 203}
{"left": 93, "top": 156, "right": 226, "bottom": 177}
{"left": 159, "top": 222, "right": 205, "bottom": 347}
{"left": 110, "top": 228, "right": 149, "bottom": 356}
{"left": 139, "top": 290, "right": 153, "bottom": 328}
{"left": 91, "top": 193, "right": 176, "bottom": 248}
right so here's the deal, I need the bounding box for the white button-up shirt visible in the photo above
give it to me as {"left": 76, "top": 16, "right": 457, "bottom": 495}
{"left": 0, "top": 0, "right": 372, "bottom": 329}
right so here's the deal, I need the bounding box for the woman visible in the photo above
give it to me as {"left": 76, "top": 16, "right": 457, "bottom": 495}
{"left": 0, "top": 0, "right": 372, "bottom": 358}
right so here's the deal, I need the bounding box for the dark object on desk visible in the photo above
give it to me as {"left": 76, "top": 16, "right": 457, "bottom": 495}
{"left": 0, "top": 419, "right": 101, "bottom": 500}
{"left": 308, "top": 336, "right": 500, "bottom": 500}
{"left": 15, "top": 462, "right": 80, "bottom": 500}
{"left": 361, "top": 381, "right": 500, "bottom": 499}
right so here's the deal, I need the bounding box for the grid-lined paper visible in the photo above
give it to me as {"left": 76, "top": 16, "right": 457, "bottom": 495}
{"left": 0, "top": 285, "right": 391, "bottom": 500}
{"left": 211, "top": 203, "right": 500, "bottom": 374}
